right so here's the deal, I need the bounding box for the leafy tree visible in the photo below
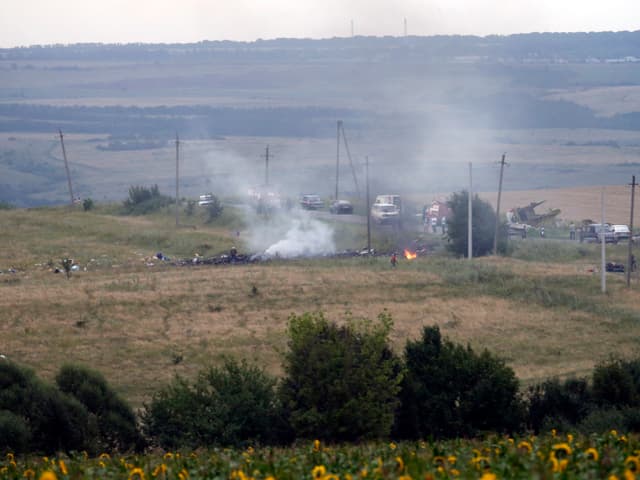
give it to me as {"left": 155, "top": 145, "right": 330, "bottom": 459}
{"left": 56, "top": 364, "right": 144, "bottom": 452}
{"left": 446, "top": 190, "right": 506, "bottom": 257}
{"left": 142, "top": 359, "right": 280, "bottom": 448}
{"left": 82, "top": 198, "right": 94, "bottom": 211}
{"left": 395, "top": 325, "right": 523, "bottom": 439}
{"left": 279, "top": 312, "right": 403, "bottom": 442}
{"left": 0, "top": 361, "right": 91, "bottom": 453}
{"left": 527, "top": 378, "right": 593, "bottom": 433}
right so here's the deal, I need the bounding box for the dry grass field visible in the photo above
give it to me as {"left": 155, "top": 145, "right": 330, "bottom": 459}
{"left": 2, "top": 204, "right": 640, "bottom": 409}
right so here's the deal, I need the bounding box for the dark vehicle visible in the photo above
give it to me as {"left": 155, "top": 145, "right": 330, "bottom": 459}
{"left": 580, "top": 223, "right": 617, "bottom": 244}
{"left": 300, "top": 194, "right": 324, "bottom": 210}
{"left": 330, "top": 200, "right": 354, "bottom": 214}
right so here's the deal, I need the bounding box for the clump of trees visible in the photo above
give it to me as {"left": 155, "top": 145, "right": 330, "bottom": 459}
{"left": 122, "top": 184, "right": 172, "bottom": 215}
{"left": 0, "top": 362, "right": 142, "bottom": 454}
{"left": 5, "top": 313, "right": 640, "bottom": 454}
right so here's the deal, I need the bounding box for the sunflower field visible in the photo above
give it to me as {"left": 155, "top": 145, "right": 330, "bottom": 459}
{"left": 1, "top": 431, "right": 639, "bottom": 480}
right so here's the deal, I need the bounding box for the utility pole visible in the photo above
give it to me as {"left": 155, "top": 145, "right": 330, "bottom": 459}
{"left": 468, "top": 162, "right": 473, "bottom": 260}
{"left": 335, "top": 121, "right": 341, "bottom": 200}
{"left": 366, "top": 156, "right": 371, "bottom": 254}
{"left": 627, "top": 175, "right": 637, "bottom": 287}
{"left": 601, "top": 187, "right": 606, "bottom": 293}
{"left": 263, "top": 145, "right": 271, "bottom": 186}
{"left": 493, "top": 153, "right": 507, "bottom": 255}
{"left": 58, "top": 129, "right": 75, "bottom": 206}
{"left": 175, "top": 134, "right": 180, "bottom": 227}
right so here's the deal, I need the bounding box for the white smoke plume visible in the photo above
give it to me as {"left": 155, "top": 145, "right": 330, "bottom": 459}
{"left": 247, "top": 209, "right": 336, "bottom": 259}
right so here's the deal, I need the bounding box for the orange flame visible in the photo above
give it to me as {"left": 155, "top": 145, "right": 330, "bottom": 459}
{"left": 404, "top": 249, "right": 417, "bottom": 260}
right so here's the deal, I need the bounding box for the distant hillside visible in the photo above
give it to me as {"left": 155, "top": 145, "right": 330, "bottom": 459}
{"left": 2, "top": 31, "right": 640, "bottom": 63}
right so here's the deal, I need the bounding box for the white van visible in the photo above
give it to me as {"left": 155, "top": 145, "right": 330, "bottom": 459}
{"left": 612, "top": 224, "right": 631, "bottom": 241}
{"left": 371, "top": 203, "right": 400, "bottom": 224}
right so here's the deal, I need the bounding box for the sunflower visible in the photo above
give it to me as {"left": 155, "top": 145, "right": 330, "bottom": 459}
{"left": 38, "top": 471, "right": 57, "bottom": 480}
{"left": 552, "top": 443, "right": 573, "bottom": 458}
{"left": 129, "top": 467, "right": 146, "bottom": 480}
{"left": 517, "top": 441, "right": 533, "bottom": 454}
{"left": 312, "top": 465, "right": 326, "bottom": 480}
{"left": 626, "top": 456, "right": 640, "bottom": 473}
{"left": 395, "top": 456, "right": 405, "bottom": 472}
{"left": 585, "top": 448, "right": 599, "bottom": 461}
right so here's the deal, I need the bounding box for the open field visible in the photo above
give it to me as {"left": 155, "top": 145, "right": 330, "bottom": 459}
{"left": 2, "top": 205, "right": 640, "bottom": 409}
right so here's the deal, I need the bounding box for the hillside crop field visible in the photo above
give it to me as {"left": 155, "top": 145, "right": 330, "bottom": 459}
{"left": 1, "top": 205, "right": 640, "bottom": 409}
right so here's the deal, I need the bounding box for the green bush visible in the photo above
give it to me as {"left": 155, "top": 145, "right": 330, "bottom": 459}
{"left": 205, "top": 195, "right": 224, "bottom": 222}
{"left": 0, "top": 361, "right": 91, "bottom": 453}
{"left": 82, "top": 198, "right": 94, "bottom": 211}
{"left": 142, "top": 359, "right": 280, "bottom": 448}
{"left": 0, "top": 410, "right": 30, "bottom": 453}
{"left": 446, "top": 190, "right": 506, "bottom": 257}
{"left": 279, "top": 312, "right": 403, "bottom": 442}
{"left": 592, "top": 358, "right": 640, "bottom": 408}
{"left": 395, "top": 325, "right": 523, "bottom": 439}
{"left": 122, "top": 184, "right": 173, "bottom": 215}
{"left": 56, "top": 364, "right": 143, "bottom": 452}
{"left": 527, "top": 378, "right": 592, "bottom": 433}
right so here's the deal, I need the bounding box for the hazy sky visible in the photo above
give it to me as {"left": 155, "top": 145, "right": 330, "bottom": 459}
{"left": 1, "top": 0, "right": 639, "bottom": 47}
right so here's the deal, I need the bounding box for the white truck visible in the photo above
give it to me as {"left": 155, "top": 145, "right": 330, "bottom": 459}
{"left": 371, "top": 195, "right": 401, "bottom": 224}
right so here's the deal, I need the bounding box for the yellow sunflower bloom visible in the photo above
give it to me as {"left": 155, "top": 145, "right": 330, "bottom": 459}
{"left": 58, "top": 460, "right": 67, "bottom": 476}
{"left": 624, "top": 470, "right": 636, "bottom": 480}
{"left": 324, "top": 475, "right": 339, "bottom": 480}
{"left": 585, "top": 448, "right": 599, "bottom": 461}
{"left": 313, "top": 440, "right": 321, "bottom": 452}
{"left": 23, "top": 469, "right": 36, "bottom": 479}
{"left": 312, "top": 465, "right": 326, "bottom": 479}
{"left": 517, "top": 441, "right": 533, "bottom": 454}
{"left": 129, "top": 467, "right": 146, "bottom": 480}
{"left": 552, "top": 443, "right": 573, "bottom": 458}
{"left": 38, "top": 471, "right": 57, "bottom": 480}
{"left": 626, "top": 457, "right": 640, "bottom": 473}
{"left": 396, "top": 456, "right": 405, "bottom": 472}
{"left": 178, "top": 469, "right": 189, "bottom": 480}
{"left": 480, "top": 473, "right": 497, "bottom": 480}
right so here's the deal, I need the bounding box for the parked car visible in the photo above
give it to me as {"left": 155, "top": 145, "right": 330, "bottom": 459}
{"left": 198, "top": 194, "right": 214, "bottom": 206}
{"left": 612, "top": 224, "right": 631, "bottom": 241}
{"left": 300, "top": 194, "right": 324, "bottom": 210}
{"left": 371, "top": 203, "right": 400, "bottom": 224}
{"left": 580, "top": 223, "right": 617, "bottom": 244}
{"left": 330, "top": 200, "right": 354, "bottom": 214}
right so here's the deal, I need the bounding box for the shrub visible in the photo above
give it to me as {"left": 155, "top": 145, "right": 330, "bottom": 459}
{"left": 0, "top": 410, "right": 30, "bottom": 453}
{"left": 205, "top": 195, "right": 224, "bottom": 222}
{"left": 395, "top": 325, "right": 523, "bottom": 439}
{"left": 279, "top": 312, "right": 403, "bottom": 442}
{"left": 56, "top": 364, "right": 143, "bottom": 452}
{"left": 446, "top": 190, "right": 505, "bottom": 257}
{"left": 142, "top": 359, "right": 280, "bottom": 448}
{"left": 122, "top": 184, "right": 173, "bottom": 215}
{"left": 527, "top": 378, "right": 593, "bottom": 433}
{"left": 82, "top": 198, "right": 94, "bottom": 211}
{"left": 0, "top": 361, "right": 91, "bottom": 453}
{"left": 592, "top": 358, "right": 639, "bottom": 408}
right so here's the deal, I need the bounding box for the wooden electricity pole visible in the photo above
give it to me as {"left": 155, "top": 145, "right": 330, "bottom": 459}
{"left": 366, "top": 156, "right": 371, "bottom": 254}
{"left": 175, "top": 134, "right": 180, "bottom": 228}
{"left": 468, "top": 162, "right": 473, "bottom": 260}
{"left": 263, "top": 145, "right": 271, "bottom": 186}
{"left": 493, "top": 153, "right": 507, "bottom": 255}
{"left": 335, "top": 121, "right": 342, "bottom": 200}
{"left": 601, "top": 188, "right": 606, "bottom": 293}
{"left": 58, "top": 130, "right": 75, "bottom": 206}
{"left": 628, "top": 175, "right": 637, "bottom": 287}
